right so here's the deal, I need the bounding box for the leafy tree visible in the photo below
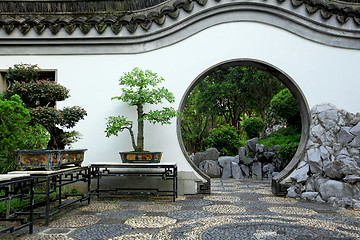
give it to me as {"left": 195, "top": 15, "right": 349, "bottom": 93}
{"left": 270, "top": 88, "right": 301, "bottom": 129}
{"left": 195, "top": 67, "right": 248, "bottom": 128}
{"left": 5, "top": 63, "right": 87, "bottom": 149}
{"left": 243, "top": 117, "right": 264, "bottom": 139}
{"left": 242, "top": 68, "right": 285, "bottom": 122}
{"left": 181, "top": 66, "right": 286, "bottom": 153}
{"left": 105, "top": 67, "right": 179, "bottom": 152}
{"left": 180, "top": 86, "right": 211, "bottom": 153}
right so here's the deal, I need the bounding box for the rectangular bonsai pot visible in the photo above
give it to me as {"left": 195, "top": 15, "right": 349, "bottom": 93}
{"left": 119, "top": 152, "right": 162, "bottom": 163}
{"left": 15, "top": 149, "right": 87, "bottom": 171}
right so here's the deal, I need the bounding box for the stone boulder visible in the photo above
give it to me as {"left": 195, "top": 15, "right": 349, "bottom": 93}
{"left": 263, "top": 163, "right": 275, "bottom": 179}
{"left": 251, "top": 161, "right": 262, "bottom": 179}
{"left": 240, "top": 164, "right": 250, "bottom": 178}
{"left": 203, "top": 148, "right": 221, "bottom": 161}
{"left": 199, "top": 160, "right": 221, "bottom": 178}
{"left": 192, "top": 148, "right": 220, "bottom": 167}
{"left": 192, "top": 152, "right": 205, "bottom": 168}
{"left": 218, "top": 156, "right": 239, "bottom": 167}
{"left": 245, "top": 138, "right": 258, "bottom": 154}
{"left": 238, "top": 147, "right": 246, "bottom": 164}
{"left": 290, "top": 161, "right": 309, "bottom": 183}
{"left": 301, "top": 192, "right": 319, "bottom": 201}
{"left": 315, "top": 178, "right": 359, "bottom": 202}
{"left": 221, "top": 162, "right": 232, "bottom": 178}
{"left": 231, "top": 162, "right": 243, "bottom": 179}
{"left": 285, "top": 103, "right": 360, "bottom": 209}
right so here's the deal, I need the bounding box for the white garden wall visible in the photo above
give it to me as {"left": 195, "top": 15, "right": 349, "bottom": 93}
{"left": 1, "top": 22, "right": 359, "bottom": 194}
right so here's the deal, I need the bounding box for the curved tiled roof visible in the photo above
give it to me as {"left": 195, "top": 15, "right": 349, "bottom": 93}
{"left": 0, "top": 0, "right": 359, "bottom": 35}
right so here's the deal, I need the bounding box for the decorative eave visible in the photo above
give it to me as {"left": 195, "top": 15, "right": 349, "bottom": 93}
{"left": 0, "top": 0, "right": 359, "bottom": 35}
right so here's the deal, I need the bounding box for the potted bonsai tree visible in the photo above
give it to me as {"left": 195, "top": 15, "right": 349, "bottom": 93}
{"left": 105, "top": 67, "right": 178, "bottom": 163}
{"left": 5, "top": 63, "right": 87, "bottom": 170}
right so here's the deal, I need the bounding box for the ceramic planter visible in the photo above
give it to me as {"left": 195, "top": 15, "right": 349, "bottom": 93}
{"left": 15, "top": 149, "right": 87, "bottom": 170}
{"left": 119, "top": 152, "right": 162, "bottom": 163}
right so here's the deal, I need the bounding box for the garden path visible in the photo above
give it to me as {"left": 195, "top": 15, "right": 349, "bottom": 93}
{"left": 7, "top": 179, "right": 360, "bottom": 240}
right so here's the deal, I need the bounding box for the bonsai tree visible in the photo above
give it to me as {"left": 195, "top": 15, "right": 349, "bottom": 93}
{"left": 5, "top": 63, "right": 87, "bottom": 150}
{"left": 105, "top": 67, "right": 178, "bottom": 152}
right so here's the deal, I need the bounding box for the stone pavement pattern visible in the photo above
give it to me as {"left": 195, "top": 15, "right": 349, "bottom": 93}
{"left": 8, "top": 179, "right": 360, "bottom": 240}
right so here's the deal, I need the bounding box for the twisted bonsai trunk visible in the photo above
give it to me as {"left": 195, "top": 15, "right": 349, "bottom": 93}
{"left": 46, "top": 126, "right": 65, "bottom": 150}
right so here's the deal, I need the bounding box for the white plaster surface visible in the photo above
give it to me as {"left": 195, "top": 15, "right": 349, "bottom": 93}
{"left": 1, "top": 22, "right": 359, "bottom": 180}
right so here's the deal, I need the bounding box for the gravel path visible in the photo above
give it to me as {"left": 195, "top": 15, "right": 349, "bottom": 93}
{"left": 7, "top": 178, "right": 360, "bottom": 240}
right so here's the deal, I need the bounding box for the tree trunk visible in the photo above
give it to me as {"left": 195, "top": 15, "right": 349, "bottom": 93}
{"left": 136, "top": 104, "right": 144, "bottom": 152}
{"left": 46, "top": 126, "right": 65, "bottom": 150}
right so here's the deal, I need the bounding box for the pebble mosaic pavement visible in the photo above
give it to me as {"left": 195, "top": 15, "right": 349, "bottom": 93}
{"left": 5, "top": 178, "right": 360, "bottom": 240}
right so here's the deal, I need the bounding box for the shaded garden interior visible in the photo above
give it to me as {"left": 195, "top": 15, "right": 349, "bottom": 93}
{"left": 180, "top": 65, "right": 302, "bottom": 177}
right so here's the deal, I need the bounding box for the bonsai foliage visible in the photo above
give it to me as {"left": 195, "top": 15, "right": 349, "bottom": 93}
{"left": 105, "top": 67, "right": 178, "bottom": 152}
{"left": 6, "top": 63, "right": 87, "bottom": 150}
{"left": 5, "top": 63, "right": 40, "bottom": 84}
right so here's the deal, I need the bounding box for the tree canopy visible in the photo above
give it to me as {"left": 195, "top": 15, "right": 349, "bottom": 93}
{"left": 181, "top": 66, "right": 291, "bottom": 154}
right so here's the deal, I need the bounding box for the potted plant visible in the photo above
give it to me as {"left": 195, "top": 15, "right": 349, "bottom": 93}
{"left": 105, "top": 67, "right": 178, "bottom": 163}
{"left": 5, "top": 63, "right": 87, "bottom": 170}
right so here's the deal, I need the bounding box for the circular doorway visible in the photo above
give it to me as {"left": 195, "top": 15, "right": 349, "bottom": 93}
{"left": 177, "top": 59, "right": 310, "bottom": 195}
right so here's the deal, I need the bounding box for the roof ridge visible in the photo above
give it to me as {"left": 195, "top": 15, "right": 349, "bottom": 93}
{"left": 0, "top": 0, "right": 359, "bottom": 35}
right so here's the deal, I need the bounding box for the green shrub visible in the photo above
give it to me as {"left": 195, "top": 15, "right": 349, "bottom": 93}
{"left": 259, "top": 128, "right": 301, "bottom": 147}
{"left": 0, "top": 94, "right": 50, "bottom": 174}
{"left": 0, "top": 94, "right": 30, "bottom": 173}
{"left": 278, "top": 142, "right": 299, "bottom": 163}
{"left": 270, "top": 88, "right": 301, "bottom": 128}
{"left": 243, "top": 117, "right": 264, "bottom": 139}
{"left": 203, "top": 124, "right": 241, "bottom": 156}
{"left": 259, "top": 127, "right": 300, "bottom": 163}
{"left": 20, "top": 124, "right": 50, "bottom": 150}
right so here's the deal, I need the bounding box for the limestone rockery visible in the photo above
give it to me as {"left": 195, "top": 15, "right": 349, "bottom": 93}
{"left": 287, "top": 103, "right": 360, "bottom": 210}
{"left": 191, "top": 138, "right": 286, "bottom": 181}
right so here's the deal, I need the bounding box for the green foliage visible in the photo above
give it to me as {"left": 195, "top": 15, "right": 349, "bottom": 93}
{"left": 105, "top": 116, "right": 133, "bottom": 138}
{"left": 60, "top": 106, "right": 87, "bottom": 128}
{"left": 243, "top": 117, "right": 264, "bottom": 139}
{"left": 145, "top": 107, "right": 179, "bottom": 125}
{"left": 29, "top": 106, "right": 61, "bottom": 127}
{"left": 5, "top": 63, "right": 40, "bottom": 84}
{"left": 270, "top": 88, "right": 301, "bottom": 128}
{"left": 278, "top": 142, "right": 298, "bottom": 164}
{"left": 8, "top": 80, "right": 70, "bottom": 108}
{"left": 112, "top": 67, "right": 175, "bottom": 106}
{"left": 105, "top": 67, "right": 179, "bottom": 152}
{"left": 259, "top": 127, "right": 300, "bottom": 163}
{"left": 180, "top": 86, "right": 212, "bottom": 153}
{"left": 0, "top": 94, "right": 31, "bottom": 173}
{"left": 5, "top": 63, "right": 87, "bottom": 149}
{"left": 61, "top": 131, "right": 82, "bottom": 147}
{"left": 29, "top": 106, "right": 86, "bottom": 129}
{"left": 20, "top": 124, "right": 50, "bottom": 150}
{"left": 180, "top": 66, "right": 286, "bottom": 154}
{"left": 203, "top": 124, "right": 241, "bottom": 156}
{"left": 259, "top": 127, "right": 301, "bottom": 146}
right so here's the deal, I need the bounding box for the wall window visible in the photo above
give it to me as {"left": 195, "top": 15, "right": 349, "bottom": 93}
{"left": 0, "top": 69, "right": 57, "bottom": 92}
